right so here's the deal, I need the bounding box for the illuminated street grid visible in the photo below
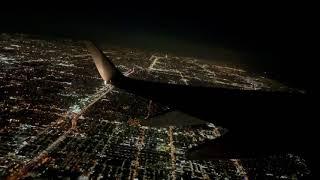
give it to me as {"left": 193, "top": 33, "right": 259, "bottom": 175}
{"left": 0, "top": 34, "right": 310, "bottom": 179}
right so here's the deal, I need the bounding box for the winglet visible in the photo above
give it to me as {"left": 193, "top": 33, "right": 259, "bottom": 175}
{"left": 85, "top": 41, "right": 123, "bottom": 84}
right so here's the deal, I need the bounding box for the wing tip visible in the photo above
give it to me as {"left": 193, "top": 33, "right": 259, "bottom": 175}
{"left": 85, "top": 41, "right": 124, "bottom": 84}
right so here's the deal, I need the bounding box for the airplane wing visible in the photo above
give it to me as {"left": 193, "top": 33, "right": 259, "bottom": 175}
{"left": 85, "top": 41, "right": 123, "bottom": 84}
{"left": 85, "top": 41, "right": 311, "bottom": 160}
{"left": 141, "top": 110, "right": 207, "bottom": 127}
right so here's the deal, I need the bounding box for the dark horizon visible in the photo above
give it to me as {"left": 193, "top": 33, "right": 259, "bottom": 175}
{"left": 0, "top": 3, "right": 313, "bottom": 92}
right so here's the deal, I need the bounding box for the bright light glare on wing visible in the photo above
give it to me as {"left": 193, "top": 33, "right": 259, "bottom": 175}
{"left": 85, "top": 41, "right": 118, "bottom": 83}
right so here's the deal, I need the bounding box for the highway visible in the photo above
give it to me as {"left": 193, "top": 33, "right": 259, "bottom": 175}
{"left": 10, "top": 69, "right": 135, "bottom": 179}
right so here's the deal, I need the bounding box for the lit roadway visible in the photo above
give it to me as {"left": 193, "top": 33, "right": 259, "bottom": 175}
{"left": 231, "top": 159, "right": 249, "bottom": 180}
{"left": 10, "top": 69, "right": 135, "bottom": 179}
{"left": 213, "top": 127, "right": 249, "bottom": 180}
{"left": 71, "top": 84, "right": 114, "bottom": 130}
{"left": 130, "top": 127, "right": 145, "bottom": 180}
{"left": 168, "top": 126, "right": 177, "bottom": 180}
{"left": 10, "top": 84, "right": 113, "bottom": 179}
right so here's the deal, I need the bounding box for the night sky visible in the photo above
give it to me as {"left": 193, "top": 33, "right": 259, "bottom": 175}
{"left": 0, "top": 2, "right": 313, "bottom": 92}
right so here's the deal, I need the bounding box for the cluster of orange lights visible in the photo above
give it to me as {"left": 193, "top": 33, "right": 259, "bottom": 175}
{"left": 127, "top": 118, "right": 141, "bottom": 127}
